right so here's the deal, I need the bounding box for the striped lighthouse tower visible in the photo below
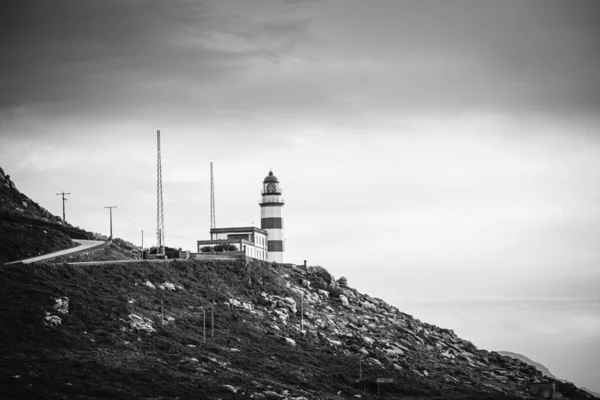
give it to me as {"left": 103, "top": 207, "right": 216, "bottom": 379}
{"left": 260, "top": 171, "right": 285, "bottom": 263}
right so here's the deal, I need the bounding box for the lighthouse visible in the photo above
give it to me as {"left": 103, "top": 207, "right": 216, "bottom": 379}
{"left": 260, "top": 171, "right": 285, "bottom": 263}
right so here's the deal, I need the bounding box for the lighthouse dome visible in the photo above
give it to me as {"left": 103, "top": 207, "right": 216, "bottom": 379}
{"left": 263, "top": 171, "right": 279, "bottom": 183}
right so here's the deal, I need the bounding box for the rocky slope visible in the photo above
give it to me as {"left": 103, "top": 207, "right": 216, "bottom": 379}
{"left": 497, "top": 352, "right": 556, "bottom": 380}
{"left": 0, "top": 259, "right": 594, "bottom": 399}
{"left": 0, "top": 167, "right": 96, "bottom": 263}
{"left": 498, "top": 352, "right": 599, "bottom": 398}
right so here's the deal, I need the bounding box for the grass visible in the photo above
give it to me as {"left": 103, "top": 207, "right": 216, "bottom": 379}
{"left": 0, "top": 259, "right": 537, "bottom": 400}
{"left": 0, "top": 221, "right": 77, "bottom": 264}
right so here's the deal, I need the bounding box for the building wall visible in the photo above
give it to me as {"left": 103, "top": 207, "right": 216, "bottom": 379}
{"left": 197, "top": 239, "right": 268, "bottom": 261}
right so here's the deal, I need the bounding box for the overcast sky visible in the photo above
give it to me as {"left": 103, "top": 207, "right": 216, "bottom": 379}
{"left": 1, "top": 0, "right": 599, "bottom": 391}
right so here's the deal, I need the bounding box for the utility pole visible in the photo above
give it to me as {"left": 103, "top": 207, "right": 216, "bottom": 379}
{"left": 156, "top": 130, "right": 165, "bottom": 255}
{"left": 104, "top": 206, "right": 117, "bottom": 238}
{"left": 210, "top": 162, "right": 216, "bottom": 238}
{"left": 55, "top": 192, "right": 70, "bottom": 221}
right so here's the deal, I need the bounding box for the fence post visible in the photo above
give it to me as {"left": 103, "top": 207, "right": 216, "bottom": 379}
{"left": 203, "top": 307, "right": 206, "bottom": 343}
{"left": 301, "top": 292, "right": 304, "bottom": 331}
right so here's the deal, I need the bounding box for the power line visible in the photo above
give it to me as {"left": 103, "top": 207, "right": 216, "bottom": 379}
{"left": 55, "top": 191, "right": 71, "bottom": 221}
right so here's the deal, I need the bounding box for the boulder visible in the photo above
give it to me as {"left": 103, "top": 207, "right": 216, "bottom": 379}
{"left": 43, "top": 312, "right": 62, "bottom": 327}
{"left": 144, "top": 280, "right": 157, "bottom": 290}
{"left": 283, "top": 297, "right": 297, "bottom": 309}
{"left": 53, "top": 297, "right": 69, "bottom": 315}
{"left": 159, "top": 282, "right": 176, "bottom": 291}
{"left": 285, "top": 338, "right": 296, "bottom": 346}
{"left": 223, "top": 385, "right": 239, "bottom": 394}
{"left": 368, "top": 357, "right": 384, "bottom": 367}
{"left": 339, "top": 295, "right": 349, "bottom": 306}
{"left": 128, "top": 314, "right": 155, "bottom": 333}
{"left": 229, "top": 299, "right": 242, "bottom": 307}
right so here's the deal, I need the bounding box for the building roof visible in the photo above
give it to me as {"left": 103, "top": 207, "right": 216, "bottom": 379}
{"left": 210, "top": 226, "right": 268, "bottom": 234}
{"left": 263, "top": 171, "right": 279, "bottom": 183}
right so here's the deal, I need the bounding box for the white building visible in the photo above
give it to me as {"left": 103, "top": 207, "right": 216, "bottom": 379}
{"left": 196, "top": 171, "right": 286, "bottom": 262}
{"left": 197, "top": 226, "right": 268, "bottom": 261}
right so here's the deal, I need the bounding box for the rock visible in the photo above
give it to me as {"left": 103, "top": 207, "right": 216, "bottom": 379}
{"left": 339, "top": 295, "right": 349, "bottom": 306}
{"left": 128, "top": 314, "right": 155, "bottom": 333}
{"left": 229, "top": 298, "right": 242, "bottom": 307}
{"left": 53, "top": 297, "right": 69, "bottom": 315}
{"left": 386, "top": 349, "right": 399, "bottom": 358}
{"left": 285, "top": 338, "right": 296, "bottom": 346}
{"left": 359, "top": 348, "right": 369, "bottom": 355}
{"left": 318, "top": 289, "right": 329, "bottom": 298}
{"left": 301, "top": 279, "right": 311, "bottom": 288}
{"left": 368, "top": 357, "right": 384, "bottom": 367}
{"left": 283, "top": 297, "right": 296, "bottom": 309}
{"left": 223, "top": 384, "right": 239, "bottom": 393}
{"left": 144, "top": 280, "right": 156, "bottom": 290}
{"left": 361, "top": 301, "right": 376, "bottom": 310}
{"left": 423, "top": 370, "right": 429, "bottom": 377}
{"left": 393, "top": 363, "right": 402, "bottom": 371}
{"left": 159, "top": 282, "right": 176, "bottom": 291}
{"left": 362, "top": 336, "right": 374, "bottom": 345}
{"left": 242, "top": 302, "right": 253, "bottom": 311}
{"left": 43, "top": 312, "right": 62, "bottom": 327}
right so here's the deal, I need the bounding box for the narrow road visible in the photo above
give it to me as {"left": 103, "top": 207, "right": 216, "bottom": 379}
{"left": 8, "top": 239, "right": 107, "bottom": 264}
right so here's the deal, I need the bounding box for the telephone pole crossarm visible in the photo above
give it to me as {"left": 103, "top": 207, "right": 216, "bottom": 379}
{"left": 55, "top": 192, "right": 71, "bottom": 221}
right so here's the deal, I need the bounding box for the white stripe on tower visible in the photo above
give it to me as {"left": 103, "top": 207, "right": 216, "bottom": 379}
{"left": 260, "top": 171, "right": 285, "bottom": 263}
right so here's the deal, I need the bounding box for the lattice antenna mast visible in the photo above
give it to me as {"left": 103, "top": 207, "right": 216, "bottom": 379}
{"left": 210, "top": 162, "right": 216, "bottom": 233}
{"left": 157, "top": 130, "right": 165, "bottom": 255}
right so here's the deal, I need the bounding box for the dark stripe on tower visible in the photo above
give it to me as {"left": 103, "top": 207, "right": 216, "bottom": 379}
{"left": 260, "top": 202, "right": 284, "bottom": 207}
{"left": 261, "top": 217, "right": 283, "bottom": 229}
{"left": 268, "top": 240, "right": 284, "bottom": 252}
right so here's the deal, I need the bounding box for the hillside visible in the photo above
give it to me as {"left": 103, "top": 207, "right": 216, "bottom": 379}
{"left": 0, "top": 167, "right": 96, "bottom": 264}
{"left": 0, "top": 260, "right": 595, "bottom": 400}
{"left": 496, "top": 352, "right": 556, "bottom": 380}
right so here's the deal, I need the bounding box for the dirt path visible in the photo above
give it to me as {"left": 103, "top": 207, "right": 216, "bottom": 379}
{"left": 7, "top": 239, "right": 106, "bottom": 264}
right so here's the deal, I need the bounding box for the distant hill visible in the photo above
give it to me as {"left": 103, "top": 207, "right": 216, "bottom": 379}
{"left": 498, "top": 351, "right": 600, "bottom": 398}
{"left": 497, "top": 351, "right": 556, "bottom": 379}
{"left": 0, "top": 166, "right": 96, "bottom": 263}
